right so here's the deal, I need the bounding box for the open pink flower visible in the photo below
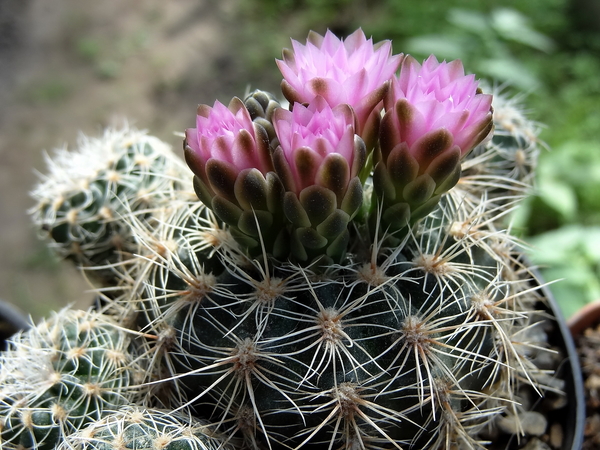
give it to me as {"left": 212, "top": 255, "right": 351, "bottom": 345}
{"left": 184, "top": 97, "right": 272, "bottom": 180}
{"left": 277, "top": 29, "right": 402, "bottom": 140}
{"left": 382, "top": 55, "right": 493, "bottom": 161}
{"left": 272, "top": 96, "right": 364, "bottom": 198}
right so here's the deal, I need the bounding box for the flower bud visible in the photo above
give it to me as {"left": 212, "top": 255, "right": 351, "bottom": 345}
{"left": 277, "top": 28, "right": 402, "bottom": 148}
{"left": 272, "top": 97, "right": 366, "bottom": 263}
{"left": 373, "top": 55, "right": 494, "bottom": 235}
{"left": 184, "top": 97, "right": 286, "bottom": 257}
{"left": 243, "top": 89, "right": 283, "bottom": 146}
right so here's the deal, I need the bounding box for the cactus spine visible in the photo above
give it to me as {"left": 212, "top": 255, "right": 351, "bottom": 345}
{"left": 58, "top": 407, "right": 234, "bottom": 450}
{"left": 30, "top": 126, "right": 192, "bottom": 286}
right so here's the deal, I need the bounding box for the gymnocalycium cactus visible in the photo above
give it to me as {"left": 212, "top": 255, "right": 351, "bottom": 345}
{"left": 0, "top": 309, "right": 147, "bottom": 450}
{"left": 7, "top": 28, "right": 567, "bottom": 450}
{"left": 58, "top": 407, "right": 234, "bottom": 450}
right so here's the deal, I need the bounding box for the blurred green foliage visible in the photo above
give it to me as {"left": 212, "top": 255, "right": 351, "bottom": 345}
{"left": 527, "top": 225, "right": 600, "bottom": 318}
{"left": 23, "top": 79, "right": 71, "bottom": 104}
{"left": 517, "top": 139, "right": 600, "bottom": 318}
{"left": 240, "top": 0, "right": 600, "bottom": 317}
{"left": 523, "top": 141, "right": 600, "bottom": 233}
{"left": 403, "top": 8, "right": 554, "bottom": 90}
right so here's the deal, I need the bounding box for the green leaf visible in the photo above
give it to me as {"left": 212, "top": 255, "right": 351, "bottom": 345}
{"left": 447, "top": 9, "right": 489, "bottom": 34}
{"left": 478, "top": 58, "right": 540, "bottom": 90}
{"left": 537, "top": 179, "right": 577, "bottom": 220}
{"left": 491, "top": 8, "right": 554, "bottom": 53}
{"left": 528, "top": 226, "right": 600, "bottom": 272}
{"left": 527, "top": 225, "right": 587, "bottom": 265}
{"left": 404, "top": 35, "right": 465, "bottom": 60}
{"left": 540, "top": 266, "right": 600, "bottom": 319}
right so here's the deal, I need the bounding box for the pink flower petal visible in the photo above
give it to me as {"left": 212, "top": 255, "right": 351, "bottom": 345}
{"left": 273, "top": 98, "right": 358, "bottom": 195}
{"left": 185, "top": 97, "right": 270, "bottom": 177}
{"left": 384, "top": 55, "right": 493, "bottom": 161}
{"left": 277, "top": 28, "right": 402, "bottom": 136}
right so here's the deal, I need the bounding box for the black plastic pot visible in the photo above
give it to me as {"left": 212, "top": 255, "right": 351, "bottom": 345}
{"left": 537, "top": 273, "right": 586, "bottom": 450}
{"left": 0, "top": 299, "right": 30, "bottom": 350}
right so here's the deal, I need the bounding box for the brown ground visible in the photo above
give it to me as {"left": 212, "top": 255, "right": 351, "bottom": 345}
{"left": 0, "top": 0, "right": 281, "bottom": 321}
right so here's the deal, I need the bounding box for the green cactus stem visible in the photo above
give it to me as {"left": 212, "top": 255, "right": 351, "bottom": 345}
{"left": 58, "top": 407, "right": 235, "bottom": 450}
{"left": 0, "top": 309, "right": 148, "bottom": 450}
{"left": 30, "top": 126, "right": 191, "bottom": 286}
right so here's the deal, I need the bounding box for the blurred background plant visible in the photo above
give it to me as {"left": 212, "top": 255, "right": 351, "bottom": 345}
{"left": 1, "top": 0, "right": 599, "bottom": 320}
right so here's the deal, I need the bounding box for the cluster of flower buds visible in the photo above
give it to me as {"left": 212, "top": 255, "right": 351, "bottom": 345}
{"left": 184, "top": 28, "right": 493, "bottom": 264}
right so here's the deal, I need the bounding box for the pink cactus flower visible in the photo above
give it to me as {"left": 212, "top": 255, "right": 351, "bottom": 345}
{"left": 277, "top": 29, "right": 402, "bottom": 139}
{"left": 184, "top": 97, "right": 272, "bottom": 181}
{"left": 272, "top": 96, "right": 364, "bottom": 198}
{"left": 382, "top": 55, "right": 493, "bottom": 161}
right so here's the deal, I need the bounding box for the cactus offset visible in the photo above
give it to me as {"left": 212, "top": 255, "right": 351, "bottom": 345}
{"left": 0, "top": 309, "right": 147, "bottom": 450}
{"left": 58, "top": 407, "right": 235, "bottom": 450}
{"left": 30, "top": 126, "right": 191, "bottom": 286}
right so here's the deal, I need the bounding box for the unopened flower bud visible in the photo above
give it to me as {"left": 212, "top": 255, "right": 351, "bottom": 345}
{"left": 373, "top": 55, "right": 494, "bottom": 234}
{"left": 272, "top": 96, "right": 366, "bottom": 263}
{"left": 277, "top": 28, "right": 402, "bottom": 149}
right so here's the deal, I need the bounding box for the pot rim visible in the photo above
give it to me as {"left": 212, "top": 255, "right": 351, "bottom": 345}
{"left": 568, "top": 298, "right": 600, "bottom": 338}
{"left": 536, "top": 271, "right": 586, "bottom": 450}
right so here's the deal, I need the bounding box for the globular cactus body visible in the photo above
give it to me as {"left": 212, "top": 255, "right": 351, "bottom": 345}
{"left": 0, "top": 309, "right": 147, "bottom": 450}
{"left": 58, "top": 407, "right": 234, "bottom": 450}
{"left": 30, "top": 127, "right": 191, "bottom": 285}
{"left": 147, "top": 195, "right": 543, "bottom": 449}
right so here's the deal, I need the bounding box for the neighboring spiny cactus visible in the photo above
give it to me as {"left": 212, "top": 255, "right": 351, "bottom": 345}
{"left": 469, "top": 85, "right": 543, "bottom": 184}
{"left": 92, "top": 189, "right": 225, "bottom": 327}
{"left": 30, "top": 126, "right": 191, "bottom": 286}
{"left": 58, "top": 407, "right": 235, "bottom": 450}
{"left": 455, "top": 86, "right": 545, "bottom": 220}
{"left": 24, "top": 28, "right": 567, "bottom": 450}
{"left": 0, "top": 309, "right": 147, "bottom": 450}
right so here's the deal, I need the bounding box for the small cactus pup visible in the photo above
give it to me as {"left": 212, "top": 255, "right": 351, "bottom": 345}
{"left": 453, "top": 86, "right": 546, "bottom": 226}
{"left": 467, "top": 85, "right": 543, "bottom": 185}
{"left": 58, "top": 407, "right": 235, "bottom": 450}
{"left": 0, "top": 308, "right": 148, "bottom": 450}
{"left": 139, "top": 28, "right": 562, "bottom": 449}
{"left": 30, "top": 126, "right": 191, "bottom": 286}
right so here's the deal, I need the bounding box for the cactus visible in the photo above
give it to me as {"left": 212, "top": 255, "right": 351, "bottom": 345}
{"left": 16, "top": 28, "right": 566, "bottom": 450}
{"left": 138, "top": 196, "right": 553, "bottom": 449}
{"left": 456, "top": 86, "right": 544, "bottom": 219}
{"left": 58, "top": 407, "right": 235, "bottom": 450}
{"left": 30, "top": 126, "right": 192, "bottom": 286}
{"left": 0, "top": 309, "right": 147, "bottom": 450}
